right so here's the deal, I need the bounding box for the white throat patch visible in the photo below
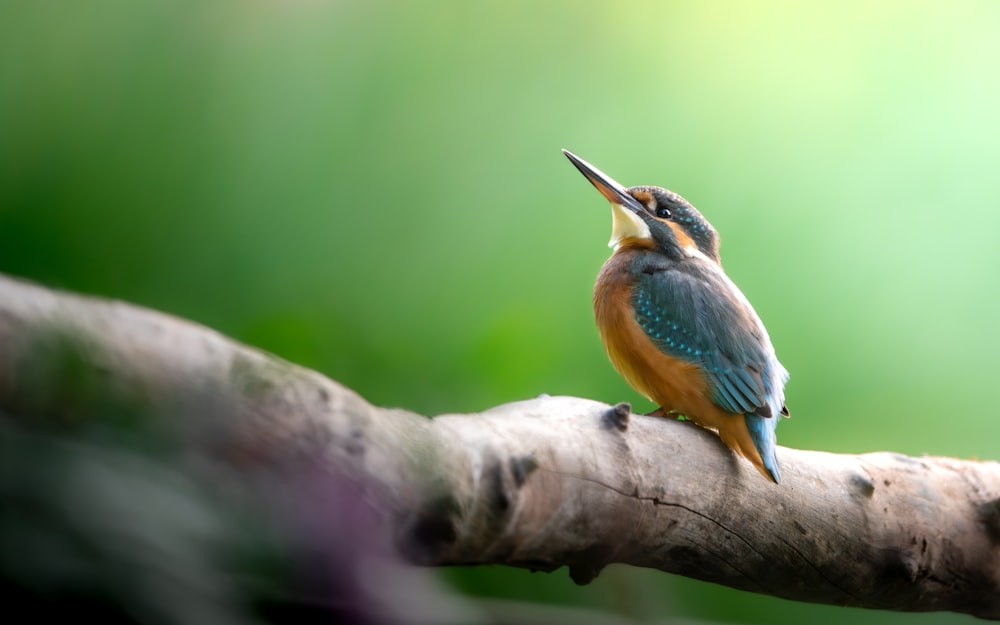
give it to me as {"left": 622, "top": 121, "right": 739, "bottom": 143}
{"left": 609, "top": 203, "right": 651, "bottom": 251}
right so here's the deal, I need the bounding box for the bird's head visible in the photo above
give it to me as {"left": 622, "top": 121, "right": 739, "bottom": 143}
{"left": 563, "top": 149, "right": 720, "bottom": 263}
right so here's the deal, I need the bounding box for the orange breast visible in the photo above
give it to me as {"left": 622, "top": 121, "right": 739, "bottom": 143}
{"left": 593, "top": 251, "right": 710, "bottom": 417}
{"left": 593, "top": 250, "right": 767, "bottom": 476}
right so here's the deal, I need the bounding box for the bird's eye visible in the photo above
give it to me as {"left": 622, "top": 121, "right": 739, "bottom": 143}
{"left": 655, "top": 206, "right": 672, "bottom": 219}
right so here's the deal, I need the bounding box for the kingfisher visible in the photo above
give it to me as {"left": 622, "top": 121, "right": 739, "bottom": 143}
{"left": 563, "top": 149, "right": 789, "bottom": 483}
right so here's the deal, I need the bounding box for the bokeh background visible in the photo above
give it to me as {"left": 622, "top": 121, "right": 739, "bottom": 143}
{"left": 2, "top": 1, "right": 998, "bottom": 623}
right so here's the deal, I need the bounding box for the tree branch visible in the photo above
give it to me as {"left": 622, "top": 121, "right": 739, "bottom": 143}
{"left": 1, "top": 274, "right": 998, "bottom": 619}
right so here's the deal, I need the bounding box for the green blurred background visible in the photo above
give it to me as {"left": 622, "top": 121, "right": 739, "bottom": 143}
{"left": 1, "top": 1, "right": 996, "bottom": 623}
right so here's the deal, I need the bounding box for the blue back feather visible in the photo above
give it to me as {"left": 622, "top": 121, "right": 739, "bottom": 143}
{"left": 632, "top": 263, "right": 788, "bottom": 481}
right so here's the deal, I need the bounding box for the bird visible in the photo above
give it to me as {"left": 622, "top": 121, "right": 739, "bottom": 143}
{"left": 563, "top": 149, "right": 789, "bottom": 483}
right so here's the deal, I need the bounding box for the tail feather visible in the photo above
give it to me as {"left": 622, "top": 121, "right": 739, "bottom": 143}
{"left": 744, "top": 413, "right": 780, "bottom": 483}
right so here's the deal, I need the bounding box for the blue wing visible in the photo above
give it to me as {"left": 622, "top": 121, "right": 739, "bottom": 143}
{"left": 632, "top": 264, "right": 788, "bottom": 482}
{"left": 631, "top": 264, "right": 789, "bottom": 419}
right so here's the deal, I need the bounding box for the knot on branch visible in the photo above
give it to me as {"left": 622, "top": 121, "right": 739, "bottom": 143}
{"left": 568, "top": 545, "right": 613, "bottom": 585}
{"left": 602, "top": 402, "right": 631, "bottom": 432}
{"left": 980, "top": 497, "right": 1000, "bottom": 543}
{"left": 397, "top": 494, "right": 460, "bottom": 564}
{"left": 510, "top": 455, "right": 539, "bottom": 487}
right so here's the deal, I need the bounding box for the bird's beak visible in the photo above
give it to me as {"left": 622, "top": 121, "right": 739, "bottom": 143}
{"left": 562, "top": 149, "right": 651, "bottom": 250}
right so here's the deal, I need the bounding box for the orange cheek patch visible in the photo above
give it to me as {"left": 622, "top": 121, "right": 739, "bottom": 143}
{"left": 667, "top": 221, "right": 697, "bottom": 251}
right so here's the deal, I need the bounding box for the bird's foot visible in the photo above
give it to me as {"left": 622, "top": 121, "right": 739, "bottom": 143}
{"left": 645, "top": 407, "right": 685, "bottom": 420}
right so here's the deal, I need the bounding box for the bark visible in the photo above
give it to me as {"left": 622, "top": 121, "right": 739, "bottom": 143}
{"left": 1, "top": 273, "right": 998, "bottom": 619}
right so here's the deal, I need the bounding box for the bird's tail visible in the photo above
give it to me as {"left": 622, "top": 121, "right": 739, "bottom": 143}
{"left": 744, "top": 413, "right": 781, "bottom": 483}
